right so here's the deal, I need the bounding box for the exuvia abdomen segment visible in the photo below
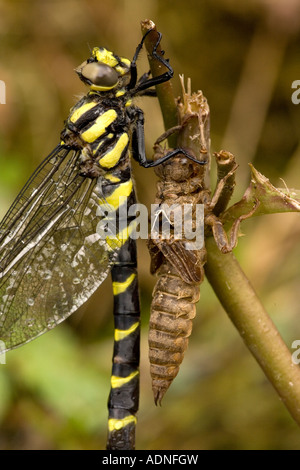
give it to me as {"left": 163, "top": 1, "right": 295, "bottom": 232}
{"left": 149, "top": 260, "right": 201, "bottom": 405}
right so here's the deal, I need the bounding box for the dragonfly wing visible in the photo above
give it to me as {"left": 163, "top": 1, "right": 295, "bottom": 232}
{"left": 0, "top": 146, "right": 120, "bottom": 351}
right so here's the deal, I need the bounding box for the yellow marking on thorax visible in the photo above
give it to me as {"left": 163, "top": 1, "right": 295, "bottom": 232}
{"left": 108, "top": 415, "right": 137, "bottom": 432}
{"left": 81, "top": 109, "right": 117, "bottom": 143}
{"left": 92, "top": 140, "right": 103, "bottom": 155}
{"left": 114, "top": 321, "right": 139, "bottom": 341}
{"left": 70, "top": 101, "right": 98, "bottom": 123}
{"left": 104, "top": 173, "right": 121, "bottom": 183}
{"left": 111, "top": 370, "right": 139, "bottom": 389}
{"left": 115, "top": 89, "right": 125, "bottom": 97}
{"left": 112, "top": 272, "right": 136, "bottom": 296}
{"left": 99, "top": 133, "right": 129, "bottom": 168}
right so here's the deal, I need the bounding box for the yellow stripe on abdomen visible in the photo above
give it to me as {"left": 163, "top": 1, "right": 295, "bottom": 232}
{"left": 105, "top": 179, "right": 133, "bottom": 210}
{"left": 114, "top": 321, "right": 139, "bottom": 341}
{"left": 81, "top": 109, "right": 117, "bottom": 143}
{"left": 111, "top": 370, "right": 139, "bottom": 389}
{"left": 108, "top": 415, "right": 137, "bottom": 432}
{"left": 112, "top": 273, "right": 136, "bottom": 296}
{"left": 106, "top": 221, "right": 136, "bottom": 251}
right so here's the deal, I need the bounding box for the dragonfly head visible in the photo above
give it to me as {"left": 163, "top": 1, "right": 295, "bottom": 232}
{"left": 75, "top": 47, "right": 131, "bottom": 92}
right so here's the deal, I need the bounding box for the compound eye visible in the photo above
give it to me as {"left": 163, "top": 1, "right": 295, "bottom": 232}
{"left": 81, "top": 62, "right": 119, "bottom": 88}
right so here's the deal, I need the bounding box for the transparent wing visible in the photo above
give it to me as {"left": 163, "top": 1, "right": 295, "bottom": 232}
{"left": 0, "top": 145, "right": 120, "bottom": 351}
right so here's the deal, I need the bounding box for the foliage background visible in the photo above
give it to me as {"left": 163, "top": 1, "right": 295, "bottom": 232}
{"left": 0, "top": 0, "right": 299, "bottom": 450}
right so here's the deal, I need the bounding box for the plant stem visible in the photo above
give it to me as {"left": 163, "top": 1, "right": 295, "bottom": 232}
{"left": 141, "top": 19, "right": 178, "bottom": 147}
{"left": 205, "top": 235, "right": 300, "bottom": 425}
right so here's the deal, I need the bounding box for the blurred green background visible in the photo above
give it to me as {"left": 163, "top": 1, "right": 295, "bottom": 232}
{"left": 0, "top": 0, "right": 300, "bottom": 450}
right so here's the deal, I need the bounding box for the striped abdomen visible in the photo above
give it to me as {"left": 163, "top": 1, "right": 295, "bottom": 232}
{"left": 107, "top": 236, "right": 140, "bottom": 449}
{"left": 100, "top": 173, "right": 140, "bottom": 449}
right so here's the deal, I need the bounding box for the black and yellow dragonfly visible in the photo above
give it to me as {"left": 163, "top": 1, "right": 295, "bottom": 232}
{"left": 0, "top": 27, "right": 196, "bottom": 450}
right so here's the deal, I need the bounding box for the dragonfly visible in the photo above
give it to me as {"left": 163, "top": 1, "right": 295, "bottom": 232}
{"left": 0, "top": 26, "right": 202, "bottom": 450}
